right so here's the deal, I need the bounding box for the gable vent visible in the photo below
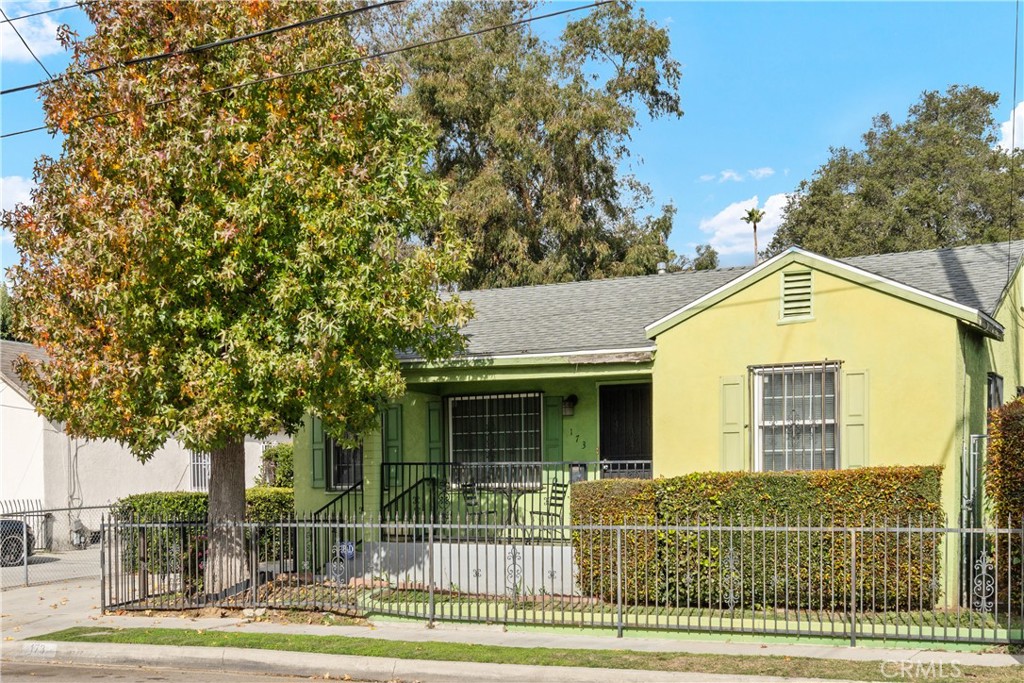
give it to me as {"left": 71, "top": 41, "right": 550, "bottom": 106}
{"left": 781, "top": 270, "right": 813, "bottom": 319}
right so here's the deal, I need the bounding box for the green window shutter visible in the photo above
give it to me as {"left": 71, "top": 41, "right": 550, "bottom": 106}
{"left": 311, "top": 415, "right": 325, "bottom": 488}
{"left": 843, "top": 370, "right": 869, "bottom": 468}
{"left": 427, "top": 400, "right": 444, "bottom": 463}
{"left": 383, "top": 404, "right": 403, "bottom": 487}
{"left": 544, "top": 396, "right": 563, "bottom": 462}
{"left": 383, "top": 404, "right": 403, "bottom": 461}
{"left": 720, "top": 376, "right": 745, "bottom": 471}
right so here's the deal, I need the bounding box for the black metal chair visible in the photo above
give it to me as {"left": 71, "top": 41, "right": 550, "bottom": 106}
{"left": 459, "top": 482, "right": 496, "bottom": 539}
{"left": 530, "top": 481, "right": 569, "bottom": 540}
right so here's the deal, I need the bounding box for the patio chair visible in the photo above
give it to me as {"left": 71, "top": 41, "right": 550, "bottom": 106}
{"left": 459, "top": 482, "right": 496, "bottom": 538}
{"left": 529, "top": 481, "right": 569, "bottom": 540}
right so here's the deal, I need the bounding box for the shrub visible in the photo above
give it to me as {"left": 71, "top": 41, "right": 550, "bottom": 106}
{"left": 986, "top": 398, "right": 1024, "bottom": 525}
{"left": 111, "top": 487, "right": 294, "bottom": 585}
{"left": 570, "top": 467, "right": 943, "bottom": 611}
{"left": 258, "top": 444, "right": 294, "bottom": 488}
{"left": 985, "top": 398, "right": 1024, "bottom": 609}
{"left": 570, "top": 479, "right": 658, "bottom": 603}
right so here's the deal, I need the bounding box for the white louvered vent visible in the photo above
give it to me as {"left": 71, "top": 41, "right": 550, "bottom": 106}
{"left": 781, "top": 271, "right": 813, "bottom": 319}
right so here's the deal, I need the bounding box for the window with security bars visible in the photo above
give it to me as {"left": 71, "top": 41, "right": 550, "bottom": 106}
{"left": 448, "top": 393, "right": 542, "bottom": 465}
{"left": 753, "top": 362, "right": 840, "bottom": 471}
{"left": 189, "top": 452, "right": 210, "bottom": 491}
{"left": 327, "top": 437, "right": 363, "bottom": 491}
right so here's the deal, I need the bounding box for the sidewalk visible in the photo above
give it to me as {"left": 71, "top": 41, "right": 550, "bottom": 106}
{"left": 2, "top": 578, "right": 1020, "bottom": 682}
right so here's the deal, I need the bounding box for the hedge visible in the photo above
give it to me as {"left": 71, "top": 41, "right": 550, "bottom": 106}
{"left": 257, "top": 444, "right": 294, "bottom": 488}
{"left": 111, "top": 488, "right": 294, "bottom": 591}
{"left": 986, "top": 398, "right": 1024, "bottom": 609}
{"left": 569, "top": 479, "right": 659, "bottom": 604}
{"left": 571, "top": 467, "right": 943, "bottom": 610}
{"left": 110, "top": 487, "right": 294, "bottom": 522}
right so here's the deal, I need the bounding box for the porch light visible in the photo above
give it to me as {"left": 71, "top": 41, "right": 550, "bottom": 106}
{"left": 562, "top": 394, "right": 578, "bottom": 416}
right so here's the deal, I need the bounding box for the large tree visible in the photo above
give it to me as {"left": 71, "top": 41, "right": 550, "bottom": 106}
{"left": 4, "top": 1, "right": 469, "bottom": 591}
{"left": 767, "top": 86, "right": 1024, "bottom": 258}
{"left": 357, "top": 0, "right": 685, "bottom": 288}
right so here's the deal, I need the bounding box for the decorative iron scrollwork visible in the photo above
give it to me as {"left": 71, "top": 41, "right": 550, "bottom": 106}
{"left": 972, "top": 551, "right": 995, "bottom": 613}
{"left": 506, "top": 547, "right": 523, "bottom": 593}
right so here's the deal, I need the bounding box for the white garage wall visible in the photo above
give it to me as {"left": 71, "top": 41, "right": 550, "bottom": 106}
{"left": 0, "top": 378, "right": 46, "bottom": 504}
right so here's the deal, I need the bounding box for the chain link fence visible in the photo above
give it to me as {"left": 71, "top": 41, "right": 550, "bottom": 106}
{"left": 1, "top": 506, "right": 108, "bottom": 588}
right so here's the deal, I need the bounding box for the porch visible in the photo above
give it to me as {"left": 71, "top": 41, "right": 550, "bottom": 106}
{"left": 314, "top": 459, "right": 652, "bottom": 537}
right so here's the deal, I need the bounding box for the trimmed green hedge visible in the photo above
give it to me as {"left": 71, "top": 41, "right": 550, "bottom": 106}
{"left": 110, "top": 487, "right": 294, "bottom": 522}
{"left": 570, "top": 479, "right": 659, "bottom": 603}
{"left": 986, "top": 398, "right": 1024, "bottom": 609}
{"left": 111, "top": 488, "right": 294, "bottom": 589}
{"left": 571, "top": 467, "right": 943, "bottom": 610}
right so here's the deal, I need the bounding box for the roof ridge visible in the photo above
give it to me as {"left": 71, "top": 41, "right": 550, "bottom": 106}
{"left": 841, "top": 239, "right": 1024, "bottom": 261}
{"left": 457, "top": 264, "right": 752, "bottom": 296}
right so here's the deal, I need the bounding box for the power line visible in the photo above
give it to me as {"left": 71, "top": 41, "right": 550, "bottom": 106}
{"left": 0, "top": 1, "right": 93, "bottom": 24}
{"left": 2, "top": 0, "right": 406, "bottom": 96}
{"left": 1008, "top": 0, "right": 1021, "bottom": 283}
{"left": 1, "top": 0, "right": 611, "bottom": 140}
{"left": 0, "top": 6, "right": 53, "bottom": 79}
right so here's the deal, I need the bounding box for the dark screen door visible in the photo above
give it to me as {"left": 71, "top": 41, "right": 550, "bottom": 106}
{"left": 599, "top": 383, "right": 652, "bottom": 462}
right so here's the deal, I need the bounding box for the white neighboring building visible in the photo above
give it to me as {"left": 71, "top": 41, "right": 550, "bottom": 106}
{"left": 1, "top": 340, "right": 285, "bottom": 510}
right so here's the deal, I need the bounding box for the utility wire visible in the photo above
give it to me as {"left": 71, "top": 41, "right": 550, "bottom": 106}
{"left": 0, "top": 1, "right": 92, "bottom": 24}
{"left": 1008, "top": 0, "right": 1021, "bottom": 283}
{"left": 0, "top": 6, "right": 53, "bottom": 79}
{"left": 2, "top": 0, "right": 406, "bottom": 96}
{"left": 1, "top": 0, "right": 611, "bottom": 140}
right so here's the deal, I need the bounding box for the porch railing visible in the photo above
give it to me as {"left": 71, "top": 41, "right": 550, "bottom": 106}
{"left": 380, "top": 460, "right": 651, "bottom": 526}
{"left": 101, "top": 514, "right": 1024, "bottom": 646}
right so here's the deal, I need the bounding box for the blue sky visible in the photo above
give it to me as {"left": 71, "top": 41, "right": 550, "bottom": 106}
{"left": 2, "top": 1, "right": 1022, "bottom": 274}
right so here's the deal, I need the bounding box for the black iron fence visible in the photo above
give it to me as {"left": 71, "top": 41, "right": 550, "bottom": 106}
{"left": 101, "top": 513, "right": 1023, "bottom": 645}
{"left": 380, "top": 460, "right": 651, "bottom": 524}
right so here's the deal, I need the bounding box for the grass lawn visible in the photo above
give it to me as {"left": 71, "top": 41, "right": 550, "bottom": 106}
{"left": 33, "top": 627, "right": 1020, "bottom": 682}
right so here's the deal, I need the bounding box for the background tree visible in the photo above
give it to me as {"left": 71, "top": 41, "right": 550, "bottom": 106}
{"left": 4, "top": 1, "right": 469, "bottom": 591}
{"left": 692, "top": 244, "right": 719, "bottom": 271}
{"left": 357, "top": 0, "right": 684, "bottom": 289}
{"left": 767, "top": 86, "right": 1024, "bottom": 258}
{"left": 0, "top": 286, "right": 16, "bottom": 341}
{"left": 257, "top": 443, "right": 294, "bottom": 489}
{"left": 741, "top": 207, "right": 765, "bottom": 265}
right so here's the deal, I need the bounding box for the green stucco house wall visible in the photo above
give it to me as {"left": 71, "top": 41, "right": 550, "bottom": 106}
{"left": 294, "top": 241, "right": 1024, "bottom": 528}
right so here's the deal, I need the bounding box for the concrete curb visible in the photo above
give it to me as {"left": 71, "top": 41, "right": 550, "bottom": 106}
{"left": 2, "top": 640, "right": 864, "bottom": 683}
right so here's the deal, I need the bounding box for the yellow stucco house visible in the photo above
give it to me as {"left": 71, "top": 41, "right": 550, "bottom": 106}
{"left": 294, "top": 241, "right": 1024, "bottom": 527}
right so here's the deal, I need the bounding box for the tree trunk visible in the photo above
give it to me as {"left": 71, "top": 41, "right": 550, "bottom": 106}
{"left": 753, "top": 224, "right": 759, "bottom": 265}
{"left": 206, "top": 439, "right": 247, "bottom": 598}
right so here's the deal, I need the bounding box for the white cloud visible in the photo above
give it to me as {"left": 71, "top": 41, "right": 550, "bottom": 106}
{"left": 718, "top": 169, "right": 743, "bottom": 183}
{"left": 998, "top": 101, "right": 1024, "bottom": 152}
{"left": 0, "top": 2, "right": 64, "bottom": 64}
{"left": 1, "top": 175, "right": 33, "bottom": 212}
{"left": 748, "top": 167, "right": 775, "bottom": 180}
{"left": 697, "top": 193, "right": 788, "bottom": 259}
{"left": 698, "top": 173, "right": 716, "bottom": 182}
{"left": 1, "top": 176, "right": 33, "bottom": 247}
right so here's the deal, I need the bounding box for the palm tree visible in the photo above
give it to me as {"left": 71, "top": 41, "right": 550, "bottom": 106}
{"left": 741, "top": 207, "right": 766, "bottom": 265}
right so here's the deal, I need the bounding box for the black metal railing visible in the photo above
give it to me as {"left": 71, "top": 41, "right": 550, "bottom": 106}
{"left": 379, "top": 460, "right": 651, "bottom": 527}
{"left": 101, "top": 514, "right": 1024, "bottom": 646}
{"left": 313, "top": 480, "right": 364, "bottom": 521}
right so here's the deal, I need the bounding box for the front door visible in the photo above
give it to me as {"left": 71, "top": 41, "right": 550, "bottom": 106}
{"left": 599, "top": 383, "right": 652, "bottom": 476}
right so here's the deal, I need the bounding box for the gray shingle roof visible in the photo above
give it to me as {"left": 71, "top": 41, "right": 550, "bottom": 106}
{"left": 1, "top": 339, "right": 45, "bottom": 401}
{"left": 449, "top": 241, "right": 1024, "bottom": 358}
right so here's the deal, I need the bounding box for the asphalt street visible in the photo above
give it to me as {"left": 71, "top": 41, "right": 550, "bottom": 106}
{"left": 1, "top": 661, "right": 360, "bottom": 682}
